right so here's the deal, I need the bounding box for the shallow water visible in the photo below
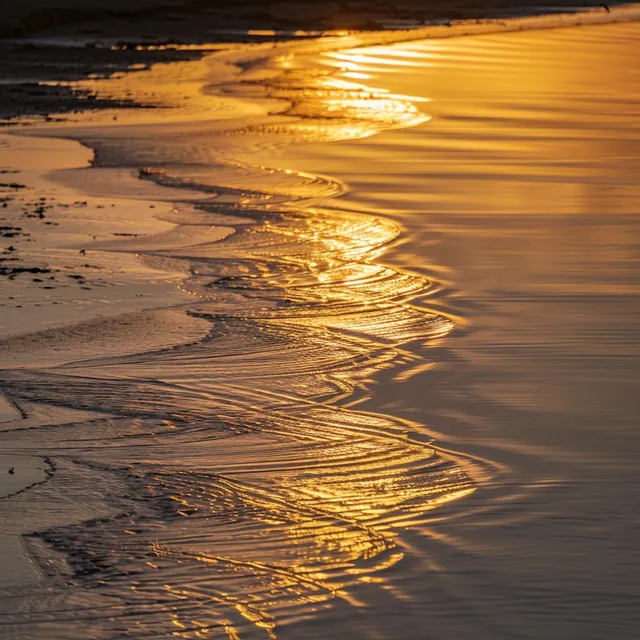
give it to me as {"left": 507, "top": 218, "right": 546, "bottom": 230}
{"left": 282, "top": 21, "right": 640, "bottom": 638}
{"left": 1, "top": 18, "right": 639, "bottom": 640}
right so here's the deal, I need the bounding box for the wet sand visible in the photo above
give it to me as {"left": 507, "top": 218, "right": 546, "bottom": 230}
{"left": 0, "top": 133, "right": 218, "bottom": 342}
{"left": 0, "top": 9, "right": 639, "bottom": 640}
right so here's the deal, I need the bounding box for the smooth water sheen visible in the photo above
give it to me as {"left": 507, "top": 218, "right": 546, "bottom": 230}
{"left": 282, "top": 21, "right": 640, "bottom": 639}
{"left": 1, "top": 18, "right": 639, "bottom": 640}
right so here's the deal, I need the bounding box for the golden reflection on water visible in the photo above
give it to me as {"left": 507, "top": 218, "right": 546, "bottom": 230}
{"left": 53, "top": 190, "right": 469, "bottom": 635}
{"left": 1, "top": 18, "right": 636, "bottom": 640}
{"left": 3, "top": 29, "right": 485, "bottom": 640}
{"left": 17, "top": 176, "right": 473, "bottom": 636}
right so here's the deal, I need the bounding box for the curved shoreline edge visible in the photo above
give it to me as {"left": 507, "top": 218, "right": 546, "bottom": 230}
{"left": 0, "top": 11, "right": 636, "bottom": 638}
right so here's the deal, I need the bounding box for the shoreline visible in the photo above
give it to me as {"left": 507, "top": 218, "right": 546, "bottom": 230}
{"left": 0, "top": 15, "right": 476, "bottom": 621}
{"left": 2, "top": 3, "right": 640, "bottom": 122}
{"left": 0, "top": 9, "right": 638, "bottom": 639}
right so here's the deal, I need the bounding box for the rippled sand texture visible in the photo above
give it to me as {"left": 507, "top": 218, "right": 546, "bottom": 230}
{"left": 0, "top": 29, "right": 476, "bottom": 640}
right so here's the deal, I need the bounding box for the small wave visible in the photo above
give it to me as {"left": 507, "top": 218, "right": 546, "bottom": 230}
{"left": 0, "top": 22, "right": 481, "bottom": 639}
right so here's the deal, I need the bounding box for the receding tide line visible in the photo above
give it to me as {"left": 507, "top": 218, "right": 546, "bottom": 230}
{"left": 3, "top": 6, "right": 632, "bottom": 636}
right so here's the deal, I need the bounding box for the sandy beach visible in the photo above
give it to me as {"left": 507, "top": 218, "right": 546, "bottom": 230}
{"left": 1, "top": 4, "right": 639, "bottom": 639}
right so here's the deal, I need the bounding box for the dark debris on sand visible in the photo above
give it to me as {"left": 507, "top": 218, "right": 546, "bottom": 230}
{"left": 0, "top": 45, "right": 206, "bottom": 121}
{"left": 0, "top": 0, "right": 621, "bottom": 122}
{"left": 0, "top": 0, "right": 624, "bottom": 38}
{"left": 0, "top": 83, "right": 146, "bottom": 123}
{"left": 0, "top": 189, "right": 101, "bottom": 294}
